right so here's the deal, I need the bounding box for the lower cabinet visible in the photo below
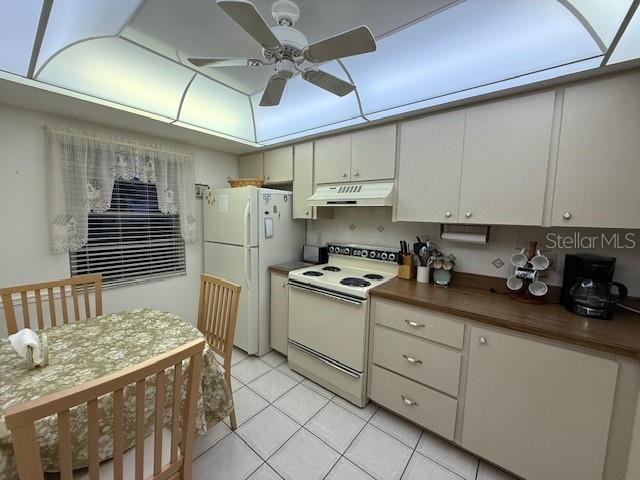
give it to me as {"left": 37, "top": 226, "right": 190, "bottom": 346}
{"left": 270, "top": 272, "right": 289, "bottom": 354}
{"left": 462, "top": 327, "right": 618, "bottom": 480}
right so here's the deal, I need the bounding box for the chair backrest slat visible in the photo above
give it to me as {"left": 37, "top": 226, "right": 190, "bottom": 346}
{"left": 87, "top": 398, "right": 99, "bottom": 480}
{"left": 197, "top": 274, "right": 241, "bottom": 365}
{"left": 112, "top": 388, "right": 124, "bottom": 480}
{"left": 4, "top": 339, "right": 205, "bottom": 480}
{"left": 0, "top": 274, "right": 102, "bottom": 334}
{"left": 58, "top": 410, "right": 72, "bottom": 480}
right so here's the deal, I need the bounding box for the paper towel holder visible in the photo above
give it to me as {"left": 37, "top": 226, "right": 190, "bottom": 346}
{"left": 440, "top": 224, "right": 490, "bottom": 244}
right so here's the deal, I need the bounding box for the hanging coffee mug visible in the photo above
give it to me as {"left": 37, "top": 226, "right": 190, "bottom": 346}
{"left": 506, "top": 275, "right": 523, "bottom": 291}
{"left": 531, "top": 252, "right": 550, "bottom": 271}
{"left": 529, "top": 280, "right": 548, "bottom": 297}
{"left": 510, "top": 249, "right": 528, "bottom": 268}
{"left": 515, "top": 266, "right": 537, "bottom": 281}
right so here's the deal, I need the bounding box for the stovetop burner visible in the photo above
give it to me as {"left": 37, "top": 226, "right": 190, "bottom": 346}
{"left": 340, "top": 277, "right": 371, "bottom": 287}
{"left": 303, "top": 271, "right": 324, "bottom": 277}
{"left": 363, "top": 274, "right": 384, "bottom": 280}
{"left": 322, "top": 266, "right": 341, "bottom": 272}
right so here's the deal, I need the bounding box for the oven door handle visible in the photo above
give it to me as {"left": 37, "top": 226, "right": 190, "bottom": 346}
{"left": 288, "top": 282, "right": 364, "bottom": 305}
{"left": 288, "top": 340, "right": 362, "bottom": 379}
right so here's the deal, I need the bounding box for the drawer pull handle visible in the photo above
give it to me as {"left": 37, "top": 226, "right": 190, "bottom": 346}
{"left": 404, "top": 319, "right": 425, "bottom": 328}
{"left": 401, "top": 395, "right": 418, "bottom": 406}
{"left": 479, "top": 336, "right": 487, "bottom": 345}
{"left": 402, "top": 354, "right": 423, "bottom": 365}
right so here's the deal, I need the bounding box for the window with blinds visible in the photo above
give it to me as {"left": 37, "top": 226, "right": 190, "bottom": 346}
{"left": 70, "top": 179, "right": 186, "bottom": 286}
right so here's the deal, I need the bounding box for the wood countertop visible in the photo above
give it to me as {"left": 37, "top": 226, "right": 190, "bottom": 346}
{"left": 371, "top": 278, "right": 640, "bottom": 360}
{"left": 268, "top": 262, "right": 314, "bottom": 275}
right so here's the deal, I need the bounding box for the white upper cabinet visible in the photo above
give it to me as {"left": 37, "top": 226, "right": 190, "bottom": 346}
{"left": 459, "top": 91, "right": 555, "bottom": 225}
{"left": 315, "top": 125, "right": 397, "bottom": 184}
{"left": 314, "top": 133, "right": 352, "bottom": 184}
{"left": 292, "top": 142, "right": 315, "bottom": 220}
{"left": 396, "top": 110, "right": 465, "bottom": 223}
{"left": 239, "top": 152, "right": 263, "bottom": 179}
{"left": 552, "top": 73, "right": 640, "bottom": 228}
{"left": 264, "top": 146, "right": 293, "bottom": 184}
{"left": 351, "top": 125, "right": 397, "bottom": 182}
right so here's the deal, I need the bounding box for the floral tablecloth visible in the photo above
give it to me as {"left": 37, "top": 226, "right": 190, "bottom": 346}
{"left": 0, "top": 308, "right": 233, "bottom": 479}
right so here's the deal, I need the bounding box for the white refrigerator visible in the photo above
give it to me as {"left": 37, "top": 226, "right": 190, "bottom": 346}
{"left": 203, "top": 186, "right": 305, "bottom": 356}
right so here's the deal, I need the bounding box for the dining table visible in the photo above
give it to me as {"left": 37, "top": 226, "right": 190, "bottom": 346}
{"left": 0, "top": 308, "right": 233, "bottom": 480}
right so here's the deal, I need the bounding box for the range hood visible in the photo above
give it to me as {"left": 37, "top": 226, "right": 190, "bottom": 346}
{"left": 307, "top": 182, "right": 394, "bottom": 207}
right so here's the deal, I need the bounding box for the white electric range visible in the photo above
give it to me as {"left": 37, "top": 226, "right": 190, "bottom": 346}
{"left": 287, "top": 243, "right": 399, "bottom": 407}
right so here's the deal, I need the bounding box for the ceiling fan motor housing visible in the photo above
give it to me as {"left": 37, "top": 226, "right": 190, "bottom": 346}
{"left": 267, "top": 25, "right": 308, "bottom": 62}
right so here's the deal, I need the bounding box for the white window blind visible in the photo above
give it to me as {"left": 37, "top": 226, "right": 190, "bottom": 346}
{"left": 70, "top": 179, "right": 186, "bottom": 286}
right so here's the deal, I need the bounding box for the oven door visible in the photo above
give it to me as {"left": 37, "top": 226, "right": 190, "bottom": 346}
{"left": 288, "top": 281, "right": 368, "bottom": 372}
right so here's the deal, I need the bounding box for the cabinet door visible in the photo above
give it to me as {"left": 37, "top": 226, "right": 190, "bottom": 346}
{"left": 314, "top": 134, "right": 351, "bottom": 184}
{"left": 264, "top": 146, "right": 293, "bottom": 184}
{"left": 270, "top": 272, "right": 289, "bottom": 354}
{"left": 239, "top": 152, "right": 264, "bottom": 178}
{"left": 397, "top": 111, "right": 465, "bottom": 223}
{"left": 459, "top": 91, "right": 554, "bottom": 225}
{"left": 351, "top": 125, "right": 396, "bottom": 181}
{"left": 293, "top": 142, "right": 315, "bottom": 219}
{"left": 552, "top": 73, "right": 640, "bottom": 228}
{"left": 462, "top": 327, "right": 618, "bottom": 480}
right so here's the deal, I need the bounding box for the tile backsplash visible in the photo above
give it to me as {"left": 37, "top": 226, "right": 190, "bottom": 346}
{"left": 306, "top": 208, "right": 640, "bottom": 296}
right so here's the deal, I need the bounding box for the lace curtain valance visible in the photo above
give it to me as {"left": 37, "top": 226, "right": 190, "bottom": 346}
{"left": 45, "top": 127, "right": 197, "bottom": 253}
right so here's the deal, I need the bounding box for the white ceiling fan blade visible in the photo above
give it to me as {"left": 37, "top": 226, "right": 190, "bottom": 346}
{"left": 217, "top": 0, "right": 282, "bottom": 50}
{"left": 303, "top": 25, "right": 376, "bottom": 63}
{"left": 260, "top": 75, "right": 287, "bottom": 106}
{"left": 302, "top": 69, "right": 356, "bottom": 97}
{"left": 188, "top": 57, "right": 263, "bottom": 67}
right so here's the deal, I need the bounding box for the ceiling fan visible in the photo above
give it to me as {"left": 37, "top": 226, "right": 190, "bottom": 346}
{"left": 188, "top": 0, "right": 377, "bottom": 106}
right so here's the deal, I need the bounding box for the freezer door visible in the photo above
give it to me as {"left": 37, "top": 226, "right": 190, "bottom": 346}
{"left": 203, "top": 187, "right": 258, "bottom": 247}
{"left": 204, "top": 242, "right": 259, "bottom": 354}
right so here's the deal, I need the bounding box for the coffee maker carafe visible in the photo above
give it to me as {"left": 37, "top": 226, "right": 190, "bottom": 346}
{"left": 561, "top": 254, "right": 628, "bottom": 320}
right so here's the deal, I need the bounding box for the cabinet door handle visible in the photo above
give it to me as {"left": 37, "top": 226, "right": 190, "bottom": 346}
{"left": 479, "top": 336, "right": 487, "bottom": 345}
{"left": 401, "top": 394, "right": 418, "bottom": 406}
{"left": 465, "top": 212, "right": 472, "bottom": 218}
{"left": 354, "top": 171, "right": 360, "bottom": 177}
{"left": 404, "top": 319, "right": 425, "bottom": 328}
{"left": 304, "top": 210, "right": 309, "bottom": 216}
{"left": 281, "top": 283, "right": 286, "bottom": 288}
{"left": 402, "top": 354, "right": 423, "bottom": 365}
{"left": 445, "top": 211, "right": 452, "bottom": 218}
{"left": 563, "top": 212, "right": 572, "bottom": 220}
{"left": 341, "top": 173, "right": 347, "bottom": 178}
{"left": 267, "top": 176, "right": 270, "bottom": 180}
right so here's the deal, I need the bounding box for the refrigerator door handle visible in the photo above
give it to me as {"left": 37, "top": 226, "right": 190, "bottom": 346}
{"left": 244, "top": 247, "right": 252, "bottom": 289}
{"left": 243, "top": 198, "right": 251, "bottom": 247}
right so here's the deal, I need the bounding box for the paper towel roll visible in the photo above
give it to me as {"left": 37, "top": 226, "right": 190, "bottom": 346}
{"left": 440, "top": 232, "right": 487, "bottom": 244}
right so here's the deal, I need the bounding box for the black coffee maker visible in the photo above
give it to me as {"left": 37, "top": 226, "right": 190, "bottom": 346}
{"left": 561, "top": 254, "right": 628, "bottom": 320}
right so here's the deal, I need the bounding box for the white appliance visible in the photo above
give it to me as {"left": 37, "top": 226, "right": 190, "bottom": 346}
{"left": 204, "top": 186, "right": 304, "bottom": 356}
{"left": 306, "top": 182, "right": 394, "bottom": 207}
{"left": 287, "top": 244, "right": 398, "bottom": 406}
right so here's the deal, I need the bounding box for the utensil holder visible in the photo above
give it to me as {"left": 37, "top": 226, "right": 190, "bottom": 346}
{"left": 416, "top": 266, "right": 430, "bottom": 284}
{"left": 397, "top": 255, "right": 416, "bottom": 279}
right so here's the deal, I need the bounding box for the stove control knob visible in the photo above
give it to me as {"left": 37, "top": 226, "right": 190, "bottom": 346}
{"left": 369, "top": 251, "right": 376, "bottom": 258}
{"left": 381, "top": 252, "right": 388, "bottom": 260}
{"left": 328, "top": 246, "right": 335, "bottom": 253}
{"left": 343, "top": 248, "right": 350, "bottom": 255}
{"left": 361, "top": 250, "right": 368, "bottom": 258}
{"left": 388, "top": 253, "right": 396, "bottom": 262}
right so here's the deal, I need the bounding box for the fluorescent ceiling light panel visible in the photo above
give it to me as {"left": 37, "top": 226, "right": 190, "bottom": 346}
{"left": 251, "top": 61, "right": 361, "bottom": 142}
{"left": 0, "top": 0, "right": 43, "bottom": 75}
{"left": 364, "top": 57, "right": 602, "bottom": 121}
{"left": 259, "top": 117, "right": 367, "bottom": 146}
{"left": 173, "top": 121, "right": 262, "bottom": 147}
{"left": 607, "top": 7, "right": 640, "bottom": 64}
{"left": 36, "top": 0, "right": 143, "bottom": 73}
{"left": 562, "top": 0, "right": 632, "bottom": 47}
{"left": 178, "top": 75, "right": 255, "bottom": 141}
{"left": 37, "top": 37, "right": 194, "bottom": 119}
{"left": 343, "top": 0, "right": 601, "bottom": 117}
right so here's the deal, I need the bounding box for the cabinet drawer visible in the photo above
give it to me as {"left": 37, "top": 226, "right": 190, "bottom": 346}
{"left": 370, "top": 365, "right": 457, "bottom": 440}
{"left": 374, "top": 301, "right": 464, "bottom": 349}
{"left": 373, "top": 326, "right": 461, "bottom": 396}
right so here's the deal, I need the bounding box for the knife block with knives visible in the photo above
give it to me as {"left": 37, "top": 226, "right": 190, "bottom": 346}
{"left": 397, "top": 240, "right": 416, "bottom": 279}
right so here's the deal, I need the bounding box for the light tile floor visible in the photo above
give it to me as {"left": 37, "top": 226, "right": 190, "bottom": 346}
{"left": 193, "top": 348, "right": 518, "bottom": 480}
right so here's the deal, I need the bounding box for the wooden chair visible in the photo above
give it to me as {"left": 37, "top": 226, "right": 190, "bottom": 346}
{"left": 4, "top": 338, "right": 205, "bottom": 480}
{"left": 0, "top": 274, "right": 103, "bottom": 335}
{"left": 196, "top": 274, "right": 241, "bottom": 430}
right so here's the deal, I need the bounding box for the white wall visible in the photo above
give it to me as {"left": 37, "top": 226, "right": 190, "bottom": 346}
{"left": 0, "top": 104, "right": 238, "bottom": 326}
{"left": 307, "top": 208, "right": 640, "bottom": 296}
